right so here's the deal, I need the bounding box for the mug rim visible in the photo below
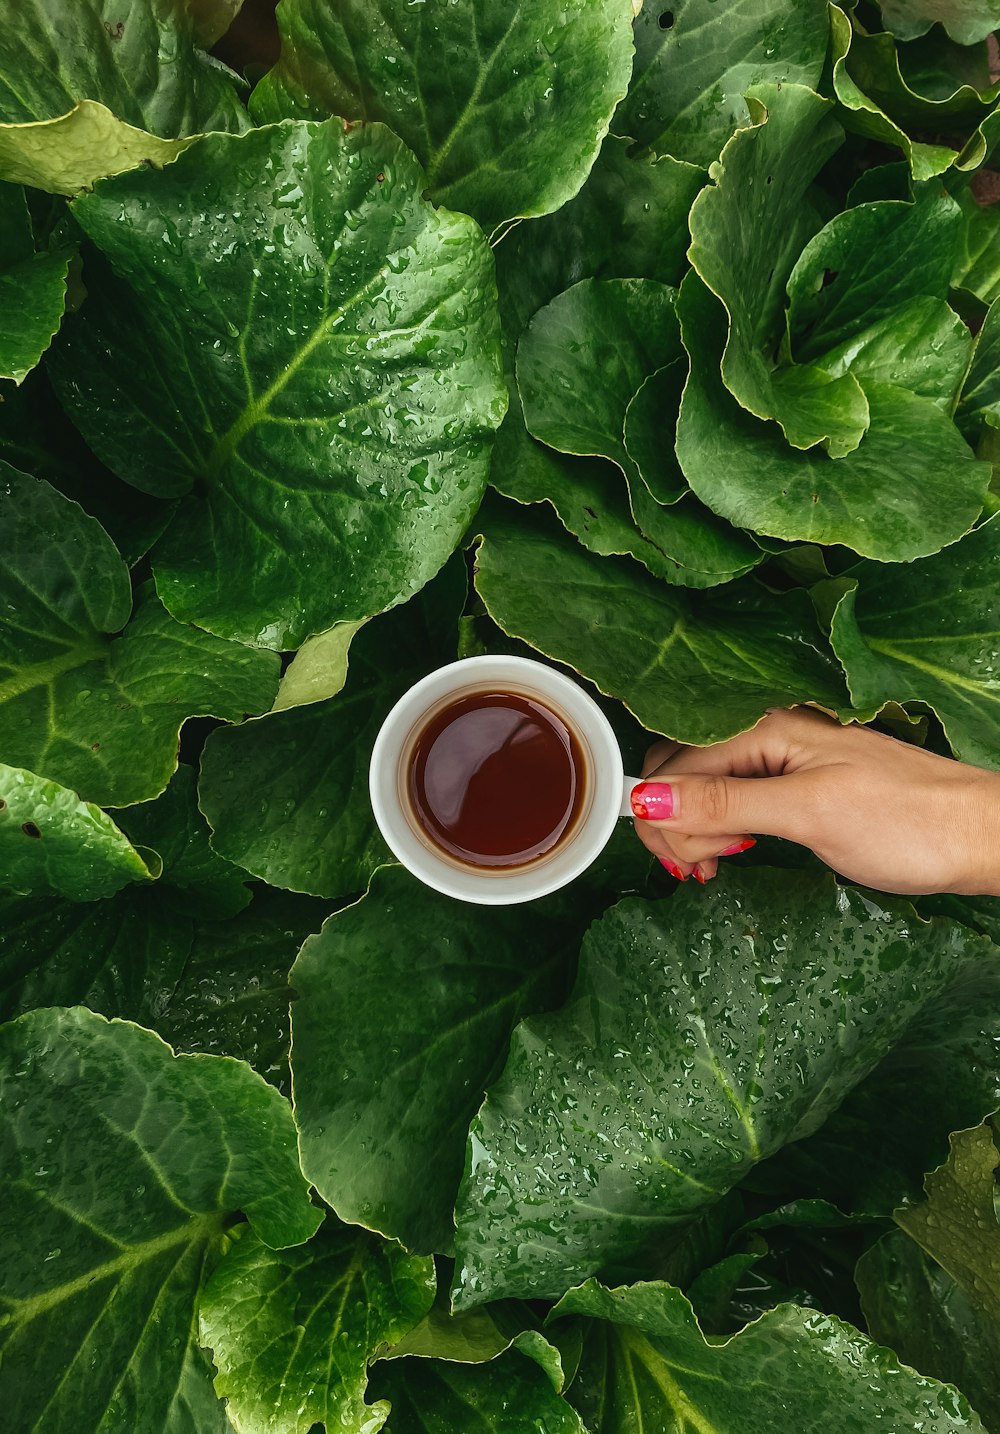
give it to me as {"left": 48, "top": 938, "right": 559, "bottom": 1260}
{"left": 369, "top": 655, "right": 624, "bottom": 904}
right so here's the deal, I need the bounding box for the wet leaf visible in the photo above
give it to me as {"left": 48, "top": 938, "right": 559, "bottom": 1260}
{"left": 0, "top": 182, "right": 69, "bottom": 380}
{"left": 371, "top": 1348, "right": 588, "bottom": 1434}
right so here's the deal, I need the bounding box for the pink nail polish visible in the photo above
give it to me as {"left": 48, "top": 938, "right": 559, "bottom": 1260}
{"left": 658, "top": 857, "right": 687, "bottom": 881}
{"left": 692, "top": 865, "right": 707, "bottom": 885}
{"left": 631, "top": 782, "right": 675, "bottom": 821}
{"left": 719, "top": 838, "right": 757, "bottom": 857}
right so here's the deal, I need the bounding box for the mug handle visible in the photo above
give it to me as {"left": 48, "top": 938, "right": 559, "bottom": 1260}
{"left": 619, "top": 775, "right": 644, "bottom": 819}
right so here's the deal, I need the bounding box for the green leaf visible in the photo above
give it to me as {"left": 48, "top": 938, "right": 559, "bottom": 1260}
{"left": 250, "top": 0, "right": 635, "bottom": 232}
{"left": 0, "top": 886, "right": 190, "bottom": 1023}
{"left": 816, "top": 296, "right": 973, "bottom": 410}
{"left": 152, "top": 888, "right": 328, "bottom": 1094}
{"left": 626, "top": 484, "right": 764, "bottom": 590}
{"left": 0, "top": 469, "right": 280, "bottom": 805}
{"left": 550, "top": 1278, "right": 987, "bottom": 1432}
{"left": 879, "top": 0, "right": 1000, "bottom": 44}
{"left": 290, "top": 864, "right": 623, "bottom": 1255}
{"left": 746, "top": 942, "right": 1000, "bottom": 1217}
{"left": 615, "top": 0, "right": 830, "bottom": 167}
{"left": 825, "top": 517, "right": 1000, "bottom": 767}
{"left": 452, "top": 869, "right": 976, "bottom": 1306}
{"left": 0, "top": 1007, "right": 322, "bottom": 1434}
{"left": 676, "top": 275, "right": 990, "bottom": 561}
{"left": 383, "top": 1290, "right": 571, "bottom": 1388}
{"left": 0, "top": 1, "right": 248, "bottom": 132}
{"left": 517, "top": 278, "right": 681, "bottom": 479}
{"left": 957, "top": 295, "right": 1000, "bottom": 442}
{"left": 857, "top": 1229, "right": 1000, "bottom": 1430}
{"left": 0, "top": 181, "right": 69, "bottom": 381}
{"left": 951, "top": 183, "right": 1000, "bottom": 306}
{"left": 0, "top": 369, "right": 173, "bottom": 565}
{"left": 199, "top": 1224, "right": 436, "bottom": 1434}
{"left": 473, "top": 498, "right": 846, "bottom": 745}
{"left": 786, "top": 187, "right": 963, "bottom": 365}
{"left": 687, "top": 82, "right": 871, "bottom": 455}
{"left": 0, "top": 762, "right": 157, "bottom": 901}
{"left": 623, "top": 362, "right": 688, "bottom": 504}
{"left": 52, "top": 121, "right": 505, "bottom": 649}
{"left": 271, "top": 618, "right": 366, "bottom": 712}
{"left": 199, "top": 556, "right": 465, "bottom": 899}
{"left": 371, "top": 1349, "right": 588, "bottom": 1434}
{"left": 117, "top": 764, "right": 251, "bottom": 919}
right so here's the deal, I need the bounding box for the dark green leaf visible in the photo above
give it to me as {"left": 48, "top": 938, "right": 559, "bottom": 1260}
{"left": 384, "top": 1289, "right": 570, "bottom": 1388}
{"left": 616, "top": 0, "right": 830, "bottom": 167}
{"left": 371, "top": 1349, "right": 587, "bottom": 1434}
{"left": 152, "top": 888, "right": 328, "bottom": 1094}
{"left": 199, "top": 556, "right": 466, "bottom": 899}
{"left": 52, "top": 122, "right": 505, "bottom": 649}
{"left": 858, "top": 1229, "right": 1000, "bottom": 1431}
{"left": 199, "top": 1224, "right": 436, "bottom": 1434}
{"left": 290, "top": 863, "right": 631, "bottom": 1255}
{"left": 627, "top": 482, "right": 764, "bottom": 589}
{"left": 0, "top": 762, "right": 157, "bottom": 901}
{"left": 676, "top": 275, "right": 990, "bottom": 561}
{"left": 250, "top": 0, "right": 635, "bottom": 231}
{"left": 551, "top": 1278, "right": 986, "bottom": 1432}
{"left": 452, "top": 869, "right": 975, "bottom": 1306}
{"left": 811, "top": 296, "right": 972, "bottom": 410}
{"left": 0, "top": 1007, "right": 321, "bottom": 1433}
{"left": 957, "top": 295, "right": 1000, "bottom": 442}
{"left": 473, "top": 498, "right": 846, "bottom": 745}
{"left": 825, "top": 517, "right": 1000, "bottom": 768}
{"left": 879, "top": 0, "right": 1000, "bottom": 44}
{"left": 0, "top": 182, "right": 68, "bottom": 382}
{"left": 0, "top": 469, "right": 280, "bottom": 805}
{"left": 951, "top": 183, "right": 1000, "bottom": 306}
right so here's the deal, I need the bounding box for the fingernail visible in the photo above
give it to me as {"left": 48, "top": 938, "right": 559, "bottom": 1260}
{"left": 692, "top": 864, "right": 707, "bottom": 885}
{"left": 658, "top": 857, "right": 687, "bottom": 881}
{"left": 631, "top": 782, "right": 675, "bottom": 821}
{"left": 719, "top": 838, "right": 757, "bottom": 857}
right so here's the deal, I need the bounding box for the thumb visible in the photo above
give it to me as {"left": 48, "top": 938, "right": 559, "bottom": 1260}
{"left": 630, "top": 772, "right": 817, "bottom": 843}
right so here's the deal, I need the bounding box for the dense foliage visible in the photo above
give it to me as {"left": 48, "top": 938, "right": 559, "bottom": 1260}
{"left": 2, "top": 0, "right": 1000, "bottom": 1429}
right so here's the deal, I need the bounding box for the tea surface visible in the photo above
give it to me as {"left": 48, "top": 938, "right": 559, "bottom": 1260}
{"left": 408, "top": 691, "right": 584, "bottom": 868}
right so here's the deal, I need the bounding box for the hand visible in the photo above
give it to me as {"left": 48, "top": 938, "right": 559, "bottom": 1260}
{"left": 630, "top": 707, "right": 1000, "bottom": 897}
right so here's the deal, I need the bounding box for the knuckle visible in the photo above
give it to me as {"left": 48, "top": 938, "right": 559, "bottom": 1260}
{"left": 700, "top": 774, "right": 730, "bottom": 825}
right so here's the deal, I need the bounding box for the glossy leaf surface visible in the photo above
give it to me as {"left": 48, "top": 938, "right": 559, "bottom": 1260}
{"left": 0, "top": 1007, "right": 321, "bottom": 1434}
{"left": 453, "top": 870, "right": 974, "bottom": 1306}
{"left": 372, "top": 1349, "right": 587, "bottom": 1434}
{"left": 251, "top": 0, "right": 635, "bottom": 231}
{"left": 54, "top": 121, "right": 505, "bottom": 648}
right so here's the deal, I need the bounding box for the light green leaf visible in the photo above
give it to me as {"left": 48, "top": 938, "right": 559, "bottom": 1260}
{"left": 473, "top": 498, "right": 846, "bottom": 745}
{"left": 452, "top": 869, "right": 974, "bottom": 1307}
{"left": 290, "top": 863, "right": 634, "bottom": 1255}
{"left": 0, "top": 1, "right": 248, "bottom": 132}
{"left": 371, "top": 1349, "right": 588, "bottom": 1434}
{"left": 818, "top": 295, "right": 972, "bottom": 410}
{"left": 825, "top": 517, "right": 1000, "bottom": 767}
{"left": 199, "top": 556, "right": 465, "bottom": 900}
{"left": 857, "top": 1229, "right": 1000, "bottom": 1431}
{"left": 786, "top": 188, "right": 963, "bottom": 363}
{"left": 516, "top": 277, "right": 681, "bottom": 480}
{"left": 951, "top": 182, "right": 1000, "bottom": 306}
{"left": 879, "top": 0, "right": 1000, "bottom": 44}
{"left": 0, "top": 763, "right": 157, "bottom": 901}
{"left": 0, "top": 101, "right": 198, "bottom": 196}
{"left": 676, "top": 275, "right": 990, "bottom": 560}
{"left": 52, "top": 121, "right": 505, "bottom": 649}
{"left": 250, "top": 0, "right": 635, "bottom": 231}
{"left": 550, "top": 1278, "right": 986, "bottom": 1433}
{"left": 199, "top": 1224, "right": 436, "bottom": 1434}
{"left": 152, "top": 888, "right": 328, "bottom": 1095}
{"left": 615, "top": 0, "right": 830, "bottom": 167}
{"left": 0, "top": 1007, "right": 322, "bottom": 1434}
{"left": 271, "top": 618, "right": 366, "bottom": 712}
{"left": 0, "top": 468, "right": 280, "bottom": 805}
{"left": 383, "top": 1292, "right": 571, "bottom": 1389}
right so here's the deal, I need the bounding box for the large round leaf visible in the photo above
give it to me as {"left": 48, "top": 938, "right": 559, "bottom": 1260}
{"left": 452, "top": 869, "right": 977, "bottom": 1306}
{"left": 0, "top": 468, "right": 279, "bottom": 805}
{"left": 615, "top": 0, "right": 830, "bottom": 167}
{"left": 0, "top": 1007, "right": 322, "bottom": 1434}
{"left": 51, "top": 121, "right": 506, "bottom": 649}
{"left": 676, "top": 276, "right": 991, "bottom": 561}
{"left": 199, "top": 1225, "right": 436, "bottom": 1434}
{"left": 250, "top": 0, "right": 635, "bottom": 232}
{"left": 473, "top": 498, "right": 846, "bottom": 744}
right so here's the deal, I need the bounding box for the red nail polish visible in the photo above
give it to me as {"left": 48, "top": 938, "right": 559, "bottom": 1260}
{"left": 658, "top": 857, "right": 687, "bottom": 881}
{"left": 631, "top": 782, "right": 675, "bottom": 821}
{"left": 692, "top": 865, "right": 707, "bottom": 884}
{"left": 719, "top": 838, "right": 757, "bottom": 857}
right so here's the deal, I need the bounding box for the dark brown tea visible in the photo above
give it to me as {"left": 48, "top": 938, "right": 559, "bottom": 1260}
{"left": 407, "top": 690, "right": 585, "bottom": 869}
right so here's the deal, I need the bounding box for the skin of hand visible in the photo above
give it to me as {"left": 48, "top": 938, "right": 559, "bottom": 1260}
{"left": 630, "top": 706, "right": 1000, "bottom": 897}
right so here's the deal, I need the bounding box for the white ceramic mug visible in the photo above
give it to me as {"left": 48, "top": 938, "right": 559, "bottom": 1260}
{"left": 369, "top": 654, "right": 643, "bottom": 905}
